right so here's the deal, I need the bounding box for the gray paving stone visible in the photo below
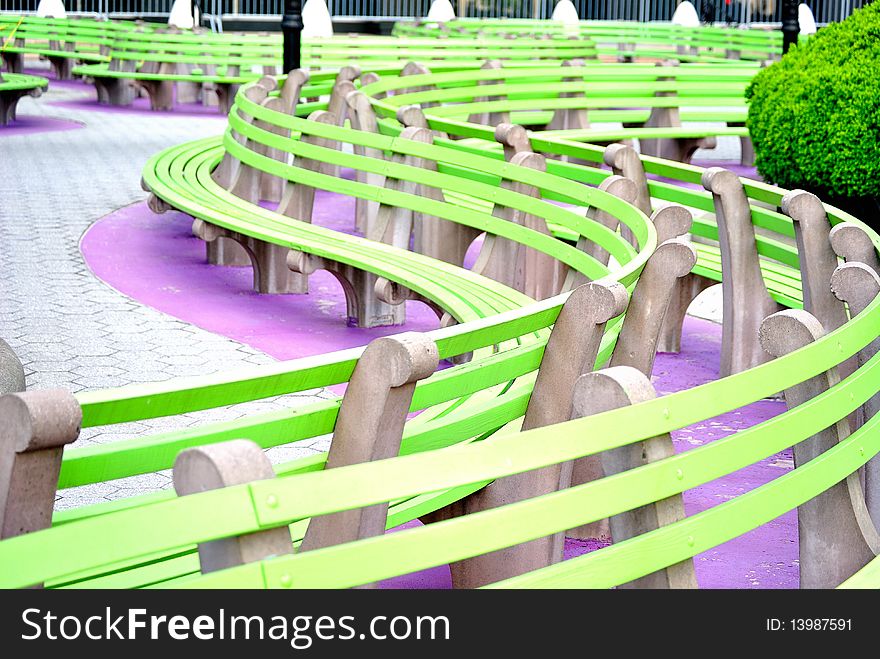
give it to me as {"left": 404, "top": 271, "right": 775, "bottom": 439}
{"left": 0, "top": 71, "right": 332, "bottom": 512}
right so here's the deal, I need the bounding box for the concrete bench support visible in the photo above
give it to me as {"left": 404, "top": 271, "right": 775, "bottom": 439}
{"left": 193, "top": 219, "right": 307, "bottom": 295}
{"left": 759, "top": 309, "right": 880, "bottom": 588}
{"left": 46, "top": 42, "right": 75, "bottom": 80}
{"left": 0, "top": 390, "right": 81, "bottom": 541}
{"left": 287, "top": 127, "right": 441, "bottom": 328}
{"left": 546, "top": 59, "right": 589, "bottom": 132}
{"left": 423, "top": 281, "right": 628, "bottom": 588}
{"left": 300, "top": 333, "right": 439, "bottom": 566}
{"left": 399, "top": 61, "right": 438, "bottom": 110}
{"left": 471, "top": 150, "right": 564, "bottom": 300}
{"left": 0, "top": 44, "right": 24, "bottom": 73}
{"left": 570, "top": 367, "right": 698, "bottom": 588}
{"left": 703, "top": 167, "right": 781, "bottom": 376}
{"left": 567, "top": 237, "right": 697, "bottom": 539}
{"left": 400, "top": 119, "right": 478, "bottom": 267}
{"left": 603, "top": 143, "right": 651, "bottom": 216}
{"left": 174, "top": 439, "right": 293, "bottom": 574}
{"left": 562, "top": 175, "right": 638, "bottom": 291}
{"left": 213, "top": 84, "right": 270, "bottom": 199}
{"left": 610, "top": 238, "right": 699, "bottom": 376}
{"left": 468, "top": 60, "right": 507, "bottom": 127}
{"left": 782, "top": 190, "right": 850, "bottom": 332}
{"left": 831, "top": 262, "right": 880, "bottom": 527}
{"left": 830, "top": 222, "right": 880, "bottom": 274}
{"left": 631, "top": 61, "right": 716, "bottom": 163}
{"left": 255, "top": 96, "right": 293, "bottom": 204}
{"left": 603, "top": 144, "right": 717, "bottom": 353}
{"left": 277, "top": 109, "right": 337, "bottom": 224}
{"left": 133, "top": 59, "right": 176, "bottom": 111}
{"left": 360, "top": 71, "right": 383, "bottom": 98}
{"left": 0, "top": 84, "right": 42, "bottom": 126}
{"left": 347, "top": 91, "right": 385, "bottom": 236}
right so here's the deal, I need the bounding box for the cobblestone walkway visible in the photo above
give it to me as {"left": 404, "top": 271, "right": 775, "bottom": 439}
{"left": 0, "top": 68, "right": 332, "bottom": 508}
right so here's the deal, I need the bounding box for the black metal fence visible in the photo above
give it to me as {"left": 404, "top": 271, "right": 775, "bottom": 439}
{"left": 0, "top": 0, "right": 870, "bottom": 23}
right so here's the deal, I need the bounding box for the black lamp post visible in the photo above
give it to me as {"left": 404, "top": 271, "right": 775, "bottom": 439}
{"left": 781, "top": 0, "right": 799, "bottom": 54}
{"left": 282, "top": 0, "right": 304, "bottom": 73}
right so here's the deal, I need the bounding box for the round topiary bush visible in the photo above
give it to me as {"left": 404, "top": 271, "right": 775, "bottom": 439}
{"left": 745, "top": 4, "right": 880, "bottom": 220}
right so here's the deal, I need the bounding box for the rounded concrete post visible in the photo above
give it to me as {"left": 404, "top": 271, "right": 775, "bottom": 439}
{"left": 703, "top": 167, "right": 781, "bottom": 376}
{"left": 603, "top": 143, "right": 650, "bottom": 217}
{"left": 831, "top": 262, "right": 880, "bottom": 526}
{"left": 570, "top": 366, "right": 697, "bottom": 588}
{"left": 759, "top": 309, "right": 879, "bottom": 587}
{"left": 427, "top": 281, "right": 628, "bottom": 588}
{"left": 829, "top": 222, "right": 880, "bottom": 275}
{"left": 611, "top": 238, "right": 698, "bottom": 377}
{"left": 0, "top": 339, "right": 25, "bottom": 395}
{"left": 174, "top": 439, "right": 293, "bottom": 574}
{"left": 564, "top": 175, "right": 638, "bottom": 290}
{"left": 781, "top": 190, "right": 849, "bottom": 332}
{"left": 0, "top": 390, "right": 81, "bottom": 540}
{"left": 301, "top": 333, "right": 439, "bottom": 560}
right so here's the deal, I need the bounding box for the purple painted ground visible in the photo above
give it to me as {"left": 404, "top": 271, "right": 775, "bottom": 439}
{"left": 49, "top": 83, "right": 228, "bottom": 118}
{"left": 81, "top": 189, "right": 796, "bottom": 589}
{"left": 0, "top": 114, "right": 84, "bottom": 135}
{"left": 81, "top": 196, "right": 440, "bottom": 362}
{"left": 22, "top": 68, "right": 226, "bottom": 117}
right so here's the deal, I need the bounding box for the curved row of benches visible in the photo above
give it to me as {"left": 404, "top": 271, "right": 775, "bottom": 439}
{"left": 1, "top": 58, "right": 879, "bottom": 589}
{"left": 394, "top": 17, "right": 785, "bottom": 62}
{"left": 3, "top": 14, "right": 777, "bottom": 114}
{"left": 361, "top": 61, "right": 758, "bottom": 164}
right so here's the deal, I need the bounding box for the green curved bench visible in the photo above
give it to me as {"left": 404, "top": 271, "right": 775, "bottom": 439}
{"left": 359, "top": 62, "right": 759, "bottom": 167}
{"left": 359, "top": 66, "right": 808, "bottom": 361}
{"left": 394, "top": 18, "right": 785, "bottom": 62}
{"left": 0, "top": 14, "right": 147, "bottom": 78}
{"left": 0, "top": 70, "right": 47, "bottom": 125}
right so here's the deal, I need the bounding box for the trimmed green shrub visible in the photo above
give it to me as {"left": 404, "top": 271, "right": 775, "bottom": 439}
{"left": 745, "top": 4, "right": 880, "bottom": 199}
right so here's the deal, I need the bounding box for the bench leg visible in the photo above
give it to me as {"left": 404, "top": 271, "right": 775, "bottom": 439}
{"left": 176, "top": 80, "right": 201, "bottom": 105}
{"left": 0, "top": 88, "right": 38, "bottom": 126}
{"left": 206, "top": 237, "right": 251, "bottom": 267}
{"left": 289, "top": 251, "right": 406, "bottom": 328}
{"left": 201, "top": 83, "right": 220, "bottom": 107}
{"left": 640, "top": 136, "right": 717, "bottom": 164}
{"left": 0, "top": 93, "right": 17, "bottom": 126}
{"left": 215, "top": 83, "right": 240, "bottom": 115}
{"left": 247, "top": 239, "right": 308, "bottom": 295}
{"left": 1, "top": 51, "right": 23, "bottom": 74}
{"left": 656, "top": 272, "right": 716, "bottom": 353}
{"left": 830, "top": 262, "right": 880, "bottom": 527}
{"left": 94, "top": 77, "right": 136, "bottom": 106}
{"left": 193, "top": 220, "right": 308, "bottom": 294}
{"left": 1, "top": 391, "right": 82, "bottom": 544}
{"left": 330, "top": 265, "right": 406, "bottom": 328}
{"left": 47, "top": 55, "right": 73, "bottom": 81}
{"left": 137, "top": 80, "right": 175, "bottom": 112}
{"left": 740, "top": 135, "right": 755, "bottom": 167}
